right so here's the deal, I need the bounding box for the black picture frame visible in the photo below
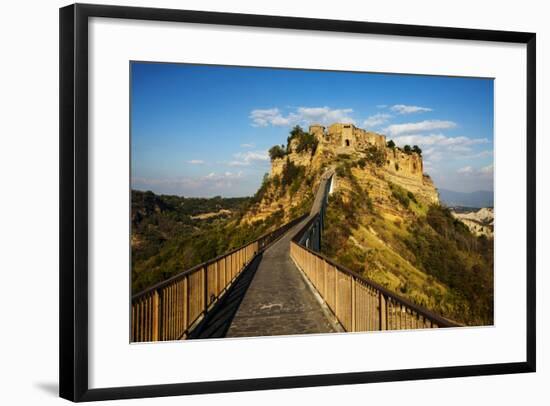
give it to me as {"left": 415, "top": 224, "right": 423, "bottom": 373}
{"left": 59, "top": 3, "right": 536, "bottom": 402}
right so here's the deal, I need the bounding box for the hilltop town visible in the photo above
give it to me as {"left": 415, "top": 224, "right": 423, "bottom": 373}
{"left": 244, "top": 122, "right": 439, "bottom": 225}
{"left": 279, "top": 123, "right": 437, "bottom": 202}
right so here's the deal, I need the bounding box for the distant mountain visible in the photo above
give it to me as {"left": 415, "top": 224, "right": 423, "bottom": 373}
{"left": 438, "top": 189, "right": 493, "bottom": 208}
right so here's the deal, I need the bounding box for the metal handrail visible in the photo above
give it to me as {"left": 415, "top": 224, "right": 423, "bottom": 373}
{"left": 293, "top": 221, "right": 458, "bottom": 328}
{"left": 290, "top": 171, "right": 460, "bottom": 329}
{"left": 131, "top": 213, "right": 309, "bottom": 342}
{"left": 133, "top": 213, "right": 307, "bottom": 301}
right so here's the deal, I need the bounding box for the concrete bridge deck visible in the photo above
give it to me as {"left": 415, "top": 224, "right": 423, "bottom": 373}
{"left": 226, "top": 216, "right": 337, "bottom": 337}
{"left": 188, "top": 215, "right": 337, "bottom": 339}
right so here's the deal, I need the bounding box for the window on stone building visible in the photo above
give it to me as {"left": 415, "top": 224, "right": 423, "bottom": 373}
{"left": 345, "top": 139, "right": 350, "bottom": 147}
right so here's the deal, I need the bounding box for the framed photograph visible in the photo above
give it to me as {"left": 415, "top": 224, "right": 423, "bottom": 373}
{"left": 59, "top": 3, "right": 536, "bottom": 402}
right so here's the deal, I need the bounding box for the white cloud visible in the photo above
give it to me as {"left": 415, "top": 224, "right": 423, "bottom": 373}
{"left": 227, "top": 160, "right": 248, "bottom": 167}
{"left": 480, "top": 164, "right": 494, "bottom": 175}
{"left": 187, "top": 159, "right": 205, "bottom": 165}
{"left": 249, "top": 106, "right": 355, "bottom": 127}
{"left": 385, "top": 120, "right": 457, "bottom": 136}
{"left": 457, "top": 166, "right": 473, "bottom": 174}
{"left": 228, "top": 150, "right": 269, "bottom": 167}
{"left": 363, "top": 113, "right": 392, "bottom": 128}
{"left": 240, "top": 143, "right": 255, "bottom": 148}
{"left": 133, "top": 171, "right": 244, "bottom": 193}
{"left": 392, "top": 133, "right": 490, "bottom": 166}
{"left": 463, "top": 150, "right": 493, "bottom": 159}
{"left": 390, "top": 104, "right": 433, "bottom": 114}
{"left": 457, "top": 164, "right": 493, "bottom": 178}
{"left": 392, "top": 133, "right": 489, "bottom": 148}
{"left": 296, "top": 106, "right": 355, "bottom": 125}
{"left": 249, "top": 108, "right": 288, "bottom": 127}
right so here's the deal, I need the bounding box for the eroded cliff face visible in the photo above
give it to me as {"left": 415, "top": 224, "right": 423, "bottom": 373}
{"left": 243, "top": 132, "right": 438, "bottom": 230}
{"left": 271, "top": 140, "right": 438, "bottom": 207}
{"left": 240, "top": 137, "right": 324, "bottom": 225}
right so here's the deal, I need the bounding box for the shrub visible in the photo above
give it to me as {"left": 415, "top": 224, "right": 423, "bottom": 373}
{"left": 389, "top": 182, "right": 410, "bottom": 208}
{"left": 403, "top": 145, "right": 412, "bottom": 154}
{"left": 295, "top": 132, "right": 319, "bottom": 155}
{"left": 286, "top": 125, "right": 318, "bottom": 155}
{"left": 268, "top": 145, "right": 286, "bottom": 160}
{"left": 387, "top": 140, "right": 396, "bottom": 148}
{"left": 337, "top": 153, "right": 351, "bottom": 161}
{"left": 412, "top": 145, "right": 422, "bottom": 156}
{"left": 364, "top": 145, "right": 385, "bottom": 167}
{"left": 336, "top": 161, "right": 352, "bottom": 178}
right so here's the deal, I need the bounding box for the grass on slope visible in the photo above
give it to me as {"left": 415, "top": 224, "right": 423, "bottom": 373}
{"left": 321, "top": 162, "right": 493, "bottom": 326}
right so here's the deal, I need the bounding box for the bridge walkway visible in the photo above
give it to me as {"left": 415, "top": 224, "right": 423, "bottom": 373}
{"left": 189, "top": 214, "right": 337, "bottom": 339}
{"left": 225, "top": 215, "right": 337, "bottom": 337}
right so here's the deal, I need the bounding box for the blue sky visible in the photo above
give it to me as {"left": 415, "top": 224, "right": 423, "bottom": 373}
{"left": 131, "top": 62, "right": 494, "bottom": 197}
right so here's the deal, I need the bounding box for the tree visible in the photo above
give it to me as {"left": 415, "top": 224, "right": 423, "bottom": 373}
{"left": 386, "top": 140, "right": 396, "bottom": 148}
{"left": 290, "top": 125, "right": 304, "bottom": 137}
{"left": 295, "top": 132, "right": 319, "bottom": 155}
{"left": 268, "top": 145, "right": 286, "bottom": 160}
{"left": 403, "top": 145, "right": 412, "bottom": 154}
{"left": 287, "top": 125, "right": 305, "bottom": 151}
{"left": 412, "top": 145, "right": 422, "bottom": 156}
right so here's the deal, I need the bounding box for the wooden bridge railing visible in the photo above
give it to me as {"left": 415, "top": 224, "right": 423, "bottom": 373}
{"left": 290, "top": 171, "right": 459, "bottom": 332}
{"left": 132, "top": 214, "right": 307, "bottom": 342}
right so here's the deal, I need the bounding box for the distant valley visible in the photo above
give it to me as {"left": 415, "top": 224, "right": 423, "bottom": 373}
{"left": 451, "top": 207, "right": 494, "bottom": 238}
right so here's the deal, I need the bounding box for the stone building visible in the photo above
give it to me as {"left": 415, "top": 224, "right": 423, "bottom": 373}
{"left": 309, "top": 123, "right": 386, "bottom": 150}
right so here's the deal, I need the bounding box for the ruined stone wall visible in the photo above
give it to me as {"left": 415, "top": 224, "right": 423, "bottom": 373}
{"left": 309, "top": 124, "right": 325, "bottom": 141}
{"left": 326, "top": 123, "right": 353, "bottom": 148}
{"left": 365, "top": 131, "right": 386, "bottom": 148}
{"left": 318, "top": 123, "right": 385, "bottom": 150}
{"left": 270, "top": 140, "right": 314, "bottom": 178}
{"left": 271, "top": 157, "right": 286, "bottom": 177}
{"left": 384, "top": 148, "right": 423, "bottom": 181}
{"left": 383, "top": 148, "right": 438, "bottom": 204}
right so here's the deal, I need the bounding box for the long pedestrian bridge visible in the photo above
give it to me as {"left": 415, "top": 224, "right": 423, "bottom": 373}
{"left": 131, "top": 170, "right": 458, "bottom": 342}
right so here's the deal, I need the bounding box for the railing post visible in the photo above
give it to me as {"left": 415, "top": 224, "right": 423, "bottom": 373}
{"left": 183, "top": 276, "right": 188, "bottom": 338}
{"left": 152, "top": 290, "right": 160, "bottom": 341}
{"left": 214, "top": 261, "right": 218, "bottom": 297}
{"left": 379, "top": 293, "right": 387, "bottom": 330}
{"left": 335, "top": 267, "right": 339, "bottom": 324}
{"left": 202, "top": 266, "right": 208, "bottom": 313}
{"left": 351, "top": 277, "right": 356, "bottom": 332}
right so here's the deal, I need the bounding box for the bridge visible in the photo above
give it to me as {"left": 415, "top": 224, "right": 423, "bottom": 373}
{"left": 131, "top": 170, "right": 458, "bottom": 342}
